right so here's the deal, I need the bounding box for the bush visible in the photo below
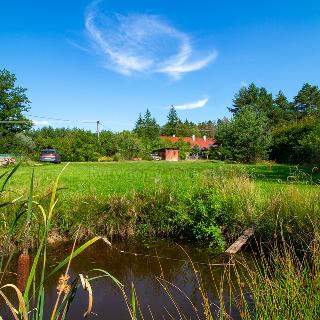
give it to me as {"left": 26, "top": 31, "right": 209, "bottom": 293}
{"left": 271, "top": 117, "right": 317, "bottom": 164}
{"left": 112, "top": 153, "right": 122, "bottom": 162}
{"left": 215, "top": 108, "right": 272, "bottom": 163}
{"left": 98, "top": 156, "right": 113, "bottom": 162}
{"left": 188, "top": 187, "right": 226, "bottom": 250}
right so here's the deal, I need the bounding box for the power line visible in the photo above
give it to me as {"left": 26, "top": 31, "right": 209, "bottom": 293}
{"left": 28, "top": 114, "right": 217, "bottom": 133}
{"left": 29, "top": 114, "right": 97, "bottom": 124}
{"left": 136, "top": 125, "right": 216, "bottom": 132}
{"left": 30, "top": 114, "right": 71, "bottom": 122}
{"left": 29, "top": 114, "right": 102, "bottom": 141}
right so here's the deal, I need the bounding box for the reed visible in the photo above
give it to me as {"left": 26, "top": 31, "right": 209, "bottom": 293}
{"left": 229, "top": 237, "right": 320, "bottom": 319}
{"left": 0, "top": 164, "right": 119, "bottom": 319}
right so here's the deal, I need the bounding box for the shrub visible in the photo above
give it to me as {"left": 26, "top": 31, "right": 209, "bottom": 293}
{"left": 113, "top": 153, "right": 122, "bottom": 162}
{"left": 215, "top": 108, "right": 272, "bottom": 163}
{"left": 98, "top": 156, "right": 113, "bottom": 162}
{"left": 271, "top": 117, "right": 317, "bottom": 164}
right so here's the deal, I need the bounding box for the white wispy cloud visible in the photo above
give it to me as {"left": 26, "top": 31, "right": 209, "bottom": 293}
{"left": 174, "top": 97, "right": 209, "bottom": 110}
{"left": 84, "top": 1, "right": 216, "bottom": 79}
{"left": 32, "top": 120, "right": 49, "bottom": 126}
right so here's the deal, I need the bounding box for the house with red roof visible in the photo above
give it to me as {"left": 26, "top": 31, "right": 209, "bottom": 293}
{"left": 159, "top": 135, "right": 217, "bottom": 159}
{"left": 160, "top": 135, "right": 217, "bottom": 149}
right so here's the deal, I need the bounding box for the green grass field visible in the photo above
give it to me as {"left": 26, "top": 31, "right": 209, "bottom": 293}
{"left": 2, "top": 160, "right": 317, "bottom": 197}
{"left": 1, "top": 160, "right": 319, "bottom": 250}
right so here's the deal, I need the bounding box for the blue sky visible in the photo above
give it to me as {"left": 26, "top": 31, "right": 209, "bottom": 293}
{"left": 1, "top": 0, "right": 320, "bottom": 131}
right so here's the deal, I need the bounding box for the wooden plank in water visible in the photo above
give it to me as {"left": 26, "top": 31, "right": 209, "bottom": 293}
{"left": 225, "top": 225, "right": 255, "bottom": 254}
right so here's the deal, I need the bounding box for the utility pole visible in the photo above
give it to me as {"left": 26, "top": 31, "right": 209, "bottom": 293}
{"left": 96, "top": 120, "right": 100, "bottom": 142}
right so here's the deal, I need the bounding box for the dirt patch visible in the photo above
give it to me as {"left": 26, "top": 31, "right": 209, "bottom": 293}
{"left": 47, "top": 229, "right": 68, "bottom": 245}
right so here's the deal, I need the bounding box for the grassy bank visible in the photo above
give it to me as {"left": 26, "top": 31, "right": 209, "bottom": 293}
{"left": 1, "top": 161, "right": 319, "bottom": 253}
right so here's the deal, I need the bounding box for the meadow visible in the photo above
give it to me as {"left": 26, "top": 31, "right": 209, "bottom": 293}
{"left": 2, "top": 160, "right": 317, "bottom": 196}
{"left": 1, "top": 160, "right": 319, "bottom": 251}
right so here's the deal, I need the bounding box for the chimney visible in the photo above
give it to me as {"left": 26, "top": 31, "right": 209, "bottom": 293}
{"left": 192, "top": 134, "right": 195, "bottom": 141}
{"left": 203, "top": 135, "right": 206, "bottom": 142}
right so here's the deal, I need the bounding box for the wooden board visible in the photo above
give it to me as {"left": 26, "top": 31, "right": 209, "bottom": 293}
{"left": 225, "top": 225, "right": 255, "bottom": 254}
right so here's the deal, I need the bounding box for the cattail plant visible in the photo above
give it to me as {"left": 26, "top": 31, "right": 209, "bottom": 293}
{"left": 17, "top": 252, "right": 30, "bottom": 292}
{"left": 17, "top": 170, "right": 34, "bottom": 292}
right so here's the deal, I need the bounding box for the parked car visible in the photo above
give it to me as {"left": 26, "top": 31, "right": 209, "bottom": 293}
{"left": 151, "top": 153, "right": 161, "bottom": 161}
{"left": 39, "top": 149, "right": 61, "bottom": 163}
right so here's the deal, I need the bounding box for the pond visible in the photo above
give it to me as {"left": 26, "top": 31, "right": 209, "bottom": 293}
{"left": 1, "top": 240, "right": 246, "bottom": 319}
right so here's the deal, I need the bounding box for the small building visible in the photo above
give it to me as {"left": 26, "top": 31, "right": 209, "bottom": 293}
{"left": 160, "top": 135, "right": 218, "bottom": 159}
{"left": 153, "top": 148, "right": 179, "bottom": 161}
{"left": 160, "top": 135, "right": 217, "bottom": 150}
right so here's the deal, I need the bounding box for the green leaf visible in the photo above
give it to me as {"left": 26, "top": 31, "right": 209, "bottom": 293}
{"left": 45, "top": 236, "right": 101, "bottom": 281}
{"left": 0, "top": 162, "right": 20, "bottom": 192}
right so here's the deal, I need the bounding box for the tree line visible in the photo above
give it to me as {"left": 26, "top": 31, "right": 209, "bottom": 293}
{"left": 216, "top": 83, "right": 320, "bottom": 163}
{"left": 1, "top": 68, "right": 320, "bottom": 164}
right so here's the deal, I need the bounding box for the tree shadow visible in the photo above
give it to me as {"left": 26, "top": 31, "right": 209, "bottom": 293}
{"left": 244, "top": 164, "right": 320, "bottom": 183}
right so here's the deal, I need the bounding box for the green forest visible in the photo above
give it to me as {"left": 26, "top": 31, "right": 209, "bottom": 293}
{"left": 1, "top": 68, "right": 320, "bottom": 164}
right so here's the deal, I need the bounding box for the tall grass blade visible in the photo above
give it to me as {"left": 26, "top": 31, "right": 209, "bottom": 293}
{"left": 45, "top": 236, "right": 101, "bottom": 281}
{"left": 23, "top": 237, "right": 45, "bottom": 302}
{"left": 36, "top": 246, "right": 47, "bottom": 320}
{"left": 1, "top": 284, "right": 28, "bottom": 320}
{"left": 89, "top": 269, "right": 123, "bottom": 288}
{"left": 0, "top": 163, "right": 20, "bottom": 193}
{"left": 48, "top": 163, "right": 69, "bottom": 221}
{"left": 131, "top": 283, "right": 137, "bottom": 319}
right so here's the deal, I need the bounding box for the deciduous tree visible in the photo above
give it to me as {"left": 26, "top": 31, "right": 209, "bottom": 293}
{"left": 215, "top": 108, "right": 272, "bottom": 163}
{"left": 0, "top": 69, "right": 32, "bottom": 152}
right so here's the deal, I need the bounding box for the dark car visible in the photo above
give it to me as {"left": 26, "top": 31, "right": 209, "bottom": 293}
{"left": 39, "top": 149, "right": 61, "bottom": 163}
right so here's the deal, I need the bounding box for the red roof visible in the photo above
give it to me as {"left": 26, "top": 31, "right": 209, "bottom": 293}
{"left": 160, "top": 136, "right": 216, "bottom": 149}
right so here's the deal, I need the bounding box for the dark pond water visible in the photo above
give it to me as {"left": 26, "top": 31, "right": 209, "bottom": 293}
{"left": 1, "top": 240, "right": 247, "bottom": 319}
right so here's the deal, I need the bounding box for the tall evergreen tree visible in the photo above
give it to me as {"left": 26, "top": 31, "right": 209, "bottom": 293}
{"left": 162, "top": 106, "right": 181, "bottom": 136}
{"left": 133, "top": 113, "right": 143, "bottom": 135}
{"left": 229, "top": 83, "right": 275, "bottom": 126}
{"left": 229, "top": 83, "right": 260, "bottom": 115}
{"left": 197, "top": 120, "right": 216, "bottom": 138}
{"left": 178, "top": 119, "right": 200, "bottom": 137}
{"left": 293, "top": 83, "right": 320, "bottom": 117}
{"left": 134, "top": 109, "right": 160, "bottom": 142}
{"left": 273, "top": 91, "right": 293, "bottom": 123}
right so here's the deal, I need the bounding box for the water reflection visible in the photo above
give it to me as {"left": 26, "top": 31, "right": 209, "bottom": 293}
{"left": 1, "top": 240, "right": 243, "bottom": 319}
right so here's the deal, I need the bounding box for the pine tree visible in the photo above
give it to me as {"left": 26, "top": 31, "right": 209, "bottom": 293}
{"left": 134, "top": 109, "right": 160, "bottom": 142}
{"left": 229, "top": 83, "right": 275, "bottom": 127}
{"left": 133, "top": 113, "right": 144, "bottom": 136}
{"left": 229, "top": 83, "right": 260, "bottom": 115}
{"left": 293, "top": 83, "right": 320, "bottom": 117}
{"left": 162, "top": 106, "right": 181, "bottom": 136}
{"left": 274, "top": 91, "right": 293, "bottom": 123}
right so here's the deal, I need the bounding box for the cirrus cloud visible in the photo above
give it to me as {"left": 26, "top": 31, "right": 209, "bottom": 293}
{"left": 85, "top": 2, "right": 217, "bottom": 79}
{"left": 32, "top": 120, "right": 49, "bottom": 126}
{"left": 173, "top": 97, "right": 209, "bottom": 110}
